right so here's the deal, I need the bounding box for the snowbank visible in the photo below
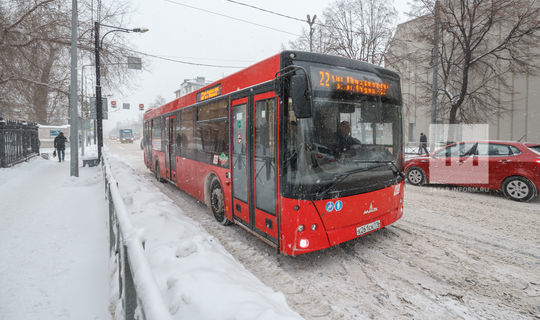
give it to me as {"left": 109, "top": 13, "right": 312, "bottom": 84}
{"left": 106, "top": 154, "right": 302, "bottom": 319}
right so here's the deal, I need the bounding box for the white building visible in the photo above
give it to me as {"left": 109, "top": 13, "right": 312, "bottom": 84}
{"left": 174, "top": 77, "right": 211, "bottom": 98}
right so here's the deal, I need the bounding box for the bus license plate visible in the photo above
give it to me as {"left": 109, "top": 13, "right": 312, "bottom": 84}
{"left": 356, "top": 220, "right": 381, "bottom": 236}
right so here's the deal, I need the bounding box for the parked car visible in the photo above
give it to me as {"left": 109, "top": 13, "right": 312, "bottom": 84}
{"left": 405, "top": 141, "right": 540, "bottom": 201}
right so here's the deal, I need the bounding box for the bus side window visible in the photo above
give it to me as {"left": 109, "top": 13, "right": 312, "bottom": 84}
{"left": 151, "top": 118, "right": 162, "bottom": 151}
{"left": 179, "top": 107, "right": 195, "bottom": 159}
{"left": 196, "top": 99, "right": 228, "bottom": 166}
{"left": 176, "top": 111, "right": 182, "bottom": 156}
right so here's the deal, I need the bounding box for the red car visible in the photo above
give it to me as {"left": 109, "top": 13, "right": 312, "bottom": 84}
{"left": 405, "top": 141, "right": 540, "bottom": 201}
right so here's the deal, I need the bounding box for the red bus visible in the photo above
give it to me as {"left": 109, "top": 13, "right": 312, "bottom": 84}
{"left": 143, "top": 51, "right": 404, "bottom": 255}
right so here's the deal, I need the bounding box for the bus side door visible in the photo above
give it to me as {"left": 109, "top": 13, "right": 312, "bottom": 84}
{"left": 231, "top": 87, "right": 278, "bottom": 245}
{"left": 252, "top": 92, "right": 277, "bottom": 242}
{"left": 163, "top": 115, "right": 176, "bottom": 182}
{"left": 167, "top": 116, "right": 176, "bottom": 182}
{"left": 231, "top": 97, "right": 250, "bottom": 224}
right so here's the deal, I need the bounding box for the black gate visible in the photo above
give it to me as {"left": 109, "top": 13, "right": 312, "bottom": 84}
{"left": 0, "top": 118, "right": 40, "bottom": 168}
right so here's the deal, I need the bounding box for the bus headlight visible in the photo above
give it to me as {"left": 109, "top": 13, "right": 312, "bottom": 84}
{"left": 297, "top": 225, "right": 305, "bottom": 232}
{"left": 299, "top": 239, "right": 309, "bottom": 248}
{"left": 311, "top": 224, "right": 317, "bottom": 231}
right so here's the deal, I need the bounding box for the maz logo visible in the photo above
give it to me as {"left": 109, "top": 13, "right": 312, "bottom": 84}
{"left": 363, "top": 203, "right": 378, "bottom": 215}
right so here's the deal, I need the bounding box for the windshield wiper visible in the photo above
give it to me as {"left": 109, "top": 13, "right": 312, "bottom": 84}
{"left": 352, "top": 160, "right": 405, "bottom": 179}
{"left": 316, "top": 163, "right": 388, "bottom": 198}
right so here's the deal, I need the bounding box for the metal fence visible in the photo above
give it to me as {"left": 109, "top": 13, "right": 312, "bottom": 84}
{"left": 0, "top": 119, "right": 39, "bottom": 168}
{"left": 103, "top": 156, "right": 172, "bottom": 320}
{"left": 405, "top": 141, "right": 456, "bottom": 155}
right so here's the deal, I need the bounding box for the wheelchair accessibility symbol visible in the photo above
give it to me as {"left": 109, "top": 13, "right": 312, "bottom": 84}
{"left": 325, "top": 200, "right": 344, "bottom": 212}
{"left": 325, "top": 201, "right": 334, "bottom": 212}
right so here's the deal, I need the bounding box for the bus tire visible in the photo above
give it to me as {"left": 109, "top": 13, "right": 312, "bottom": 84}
{"left": 502, "top": 176, "right": 537, "bottom": 202}
{"left": 210, "top": 178, "right": 231, "bottom": 226}
{"left": 155, "top": 162, "right": 165, "bottom": 183}
{"left": 406, "top": 166, "right": 426, "bottom": 186}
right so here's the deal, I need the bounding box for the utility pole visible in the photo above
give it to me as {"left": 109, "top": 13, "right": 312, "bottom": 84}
{"left": 307, "top": 14, "right": 317, "bottom": 52}
{"left": 94, "top": 21, "right": 103, "bottom": 162}
{"left": 431, "top": 0, "right": 439, "bottom": 125}
{"left": 430, "top": 0, "right": 440, "bottom": 149}
{"left": 69, "top": 0, "right": 79, "bottom": 177}
{"left": 94, "top": 23, "right": 147, "bottom": 163}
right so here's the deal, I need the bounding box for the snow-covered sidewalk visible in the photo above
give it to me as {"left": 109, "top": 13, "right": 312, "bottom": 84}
{"left": 0, "top": 157, "right": 109, "bottom": 320}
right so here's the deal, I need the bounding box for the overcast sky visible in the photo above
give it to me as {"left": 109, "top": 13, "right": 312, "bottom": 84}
{"left": 104, "top": 0, "right": 411, "bottom": 130}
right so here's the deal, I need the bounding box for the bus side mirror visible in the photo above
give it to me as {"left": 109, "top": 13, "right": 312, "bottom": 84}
{"left": 291, "top": 74, "right": 312, "bottom": 118}
{"left": 273, "top": 78, "right": 282, "bottom": 95}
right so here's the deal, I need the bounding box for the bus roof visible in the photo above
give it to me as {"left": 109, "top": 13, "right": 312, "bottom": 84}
{"left": 144, "top": 51, "right": 400, "bottom": 120}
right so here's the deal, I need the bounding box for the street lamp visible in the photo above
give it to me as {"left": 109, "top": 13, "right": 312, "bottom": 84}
{"left": 94, "top": 22, "right": 148, "bottom": 162}
{"left": 80, "top": 63, "right": 94, "bottom": 156}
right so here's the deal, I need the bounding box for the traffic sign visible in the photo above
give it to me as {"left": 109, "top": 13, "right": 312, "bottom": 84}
{"left": 89, "top": 97, "right": 108, "bottom": 119}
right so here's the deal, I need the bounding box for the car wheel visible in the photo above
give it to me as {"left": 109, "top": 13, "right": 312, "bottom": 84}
{"left": 406, "top": 167, "right": 426, "bottom": 186}
{"left": 502, "top": 176, "right": 537, "bottom": 202}
{"left": 210, "top": 178, "right": 231, "bottom": 225}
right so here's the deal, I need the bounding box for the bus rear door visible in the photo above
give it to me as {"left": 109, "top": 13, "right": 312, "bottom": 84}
{"left": 164, "top": 115, "right": 176, "bottom": 182}
{"left": 231, "top": 88, "right": 278, "bottom": 246}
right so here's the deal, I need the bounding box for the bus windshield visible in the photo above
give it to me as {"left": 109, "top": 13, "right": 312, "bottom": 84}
{"left": 284, "top": 95, "right": 402, "bottom": 199}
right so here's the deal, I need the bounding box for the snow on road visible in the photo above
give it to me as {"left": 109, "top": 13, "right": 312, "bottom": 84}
{"left": 108, "top": 141, "right": 540, "bottom": 319}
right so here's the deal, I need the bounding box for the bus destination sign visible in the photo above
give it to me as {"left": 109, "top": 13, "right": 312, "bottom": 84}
{"left": 197, "top": 84, "right": 221, "bottom": 102}
{"left": 312, "top": 68, "right": 389, "bottom": 96}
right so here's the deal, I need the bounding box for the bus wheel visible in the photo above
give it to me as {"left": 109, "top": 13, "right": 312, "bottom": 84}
{"left": 406, "top": 167, "right": 426, "bottom": 185}
{"left": 210, "top": 179, "right": 231, "bottom": 225}
{"left": 502, "top": 176, "right": 537, "bottom": 202}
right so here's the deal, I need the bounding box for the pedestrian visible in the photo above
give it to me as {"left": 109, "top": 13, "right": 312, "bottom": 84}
{"left": 419, "top": 132, "right": 429, "bottom": 155}
{"left": 54, "top": 132, "right": 67, "bottom": 162}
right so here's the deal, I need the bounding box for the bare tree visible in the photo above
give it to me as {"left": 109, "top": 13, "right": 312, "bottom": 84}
{"left": 287, "top": 23, "right": 334, "bottom": 55}
{"left": 0, "top": 0, "right": 141, "bottom": 124}
{"left": 407, "top": 0, "right": 540, "bottom": 124}
{"left": 288, "top": 0, "right": 397, "bottom": 66}
{"left": 148, "top": 95, "right": 167, "bottom": 109}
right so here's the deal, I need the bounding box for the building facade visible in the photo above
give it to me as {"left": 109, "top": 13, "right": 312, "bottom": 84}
{"left": 174, "top": 77, "right": 211, "bottom": 98}
{"left": 386, "top": 14, "right": 540, "bottom": 145}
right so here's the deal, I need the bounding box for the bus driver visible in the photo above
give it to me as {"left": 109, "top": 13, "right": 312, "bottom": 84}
{"left": 336, "top": 120, "right": 361, "bottom": 152}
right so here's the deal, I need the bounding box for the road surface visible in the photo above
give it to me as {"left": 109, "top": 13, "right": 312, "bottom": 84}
{"left": 106, "top": 141, "right": 540, "bottom": 319}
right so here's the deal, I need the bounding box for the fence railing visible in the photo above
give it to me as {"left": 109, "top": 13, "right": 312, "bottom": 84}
{"left": 0, "top": 119, "right": 39, "bottom": 168}
{"left": 103, "top": 155, "right": 172, "bottom": 320}
{"left": 405, "top": 141, "right": 451, "bottom": 155}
